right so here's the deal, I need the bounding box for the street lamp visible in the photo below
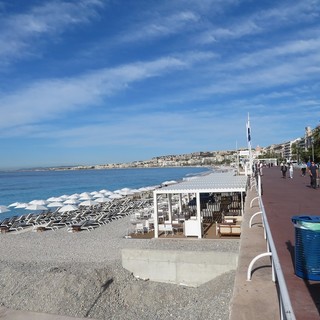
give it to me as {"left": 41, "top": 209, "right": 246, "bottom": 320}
{"left": 312, "top": 137, "right": 315, "bottom": 162}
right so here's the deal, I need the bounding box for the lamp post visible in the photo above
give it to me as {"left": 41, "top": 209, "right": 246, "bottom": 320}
{"left": 312, "top": 137, "right": 315, "bottom": 162}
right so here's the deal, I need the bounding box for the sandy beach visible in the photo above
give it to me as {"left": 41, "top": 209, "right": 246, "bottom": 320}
{"left": 0, "top": 206, "right": 239, "bottom": 320}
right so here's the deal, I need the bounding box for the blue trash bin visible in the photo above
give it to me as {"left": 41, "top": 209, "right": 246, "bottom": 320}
{"left": 291, "top": 215, "right": 320, "bottom": 281}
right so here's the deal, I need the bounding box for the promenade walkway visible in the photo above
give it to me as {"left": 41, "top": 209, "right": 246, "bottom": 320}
{"left": 231, "top": 166, "right": 320, "bottom": 320}
{"left": 261, "top": 166, "right": 320, "bottom": 319}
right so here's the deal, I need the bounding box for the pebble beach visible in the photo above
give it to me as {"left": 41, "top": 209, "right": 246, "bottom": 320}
{"left": 0, "top": 211, "right": 240, "bottom": 320}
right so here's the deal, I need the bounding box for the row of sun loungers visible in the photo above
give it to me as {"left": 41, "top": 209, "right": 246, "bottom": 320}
{"left": 0, "top": 197, "right": 153, "bottom": 233}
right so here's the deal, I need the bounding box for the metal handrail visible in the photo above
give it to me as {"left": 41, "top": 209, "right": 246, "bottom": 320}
{"left": 257, "top": 174, "right": 296, "bottom": 320}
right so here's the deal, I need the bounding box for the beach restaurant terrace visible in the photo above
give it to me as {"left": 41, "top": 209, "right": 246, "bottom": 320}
{"left": 153, "top": 172, "right": 249, "bottom": 238}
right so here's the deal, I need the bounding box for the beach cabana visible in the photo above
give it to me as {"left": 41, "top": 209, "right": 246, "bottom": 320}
{"left": 153, "top": 172, "right": 248, "bottom": 238}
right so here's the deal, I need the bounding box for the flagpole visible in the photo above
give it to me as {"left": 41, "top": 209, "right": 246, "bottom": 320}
{"left": 247, "top": 113, "right": 253, "bottom": 175}
{"left": 236, "top": 140, "right": 240, "bottom": 175}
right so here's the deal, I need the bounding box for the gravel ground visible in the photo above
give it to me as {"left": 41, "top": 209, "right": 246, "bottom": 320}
{"left": 0, "top": 216, "right": 239, "bottom": 320}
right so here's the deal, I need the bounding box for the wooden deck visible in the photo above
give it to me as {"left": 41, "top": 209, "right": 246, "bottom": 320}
{"left": 261, "top": 166, "right": 320, "bottom": 319}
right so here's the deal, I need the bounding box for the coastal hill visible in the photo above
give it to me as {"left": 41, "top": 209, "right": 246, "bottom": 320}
{"left": 42, "top": 149, "right": 244, "bottom": 171}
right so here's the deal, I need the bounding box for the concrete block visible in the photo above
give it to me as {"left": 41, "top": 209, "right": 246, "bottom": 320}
{"left": 122, "top": 248, "right": 238, "bottom": 287}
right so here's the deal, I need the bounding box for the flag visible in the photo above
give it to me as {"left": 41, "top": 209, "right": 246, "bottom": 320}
{"left": 247, "top": 124, "right": 251, "bottom": 143}
{"left": 246, "top": 115, "right": 251, "bottom": 144}
{"left": 246, "top": 113, "right": 253, "bottom": 175}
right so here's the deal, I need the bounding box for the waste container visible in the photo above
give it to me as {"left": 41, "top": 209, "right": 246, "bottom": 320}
{"left": 291, "top": 215, "right": 320, "bottom": 281}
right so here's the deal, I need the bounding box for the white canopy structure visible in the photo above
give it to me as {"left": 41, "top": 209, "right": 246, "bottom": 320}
{"left": 153, "top": 172, "right": 248, "bottom": 239}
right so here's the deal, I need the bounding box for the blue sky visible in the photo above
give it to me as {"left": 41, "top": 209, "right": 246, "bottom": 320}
{"left": 0, "top": 0, "right": 320, "bottom": 169}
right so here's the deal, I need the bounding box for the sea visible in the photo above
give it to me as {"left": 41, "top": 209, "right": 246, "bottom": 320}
{"left": 0, "top": 167, "right": 211, "bottom": 219}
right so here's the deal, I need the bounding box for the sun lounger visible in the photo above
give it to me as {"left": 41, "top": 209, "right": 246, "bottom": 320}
{"left": 33, "top": 221, "right": 60, "bottom": 232}
{"left": 158, "top": 223, "right": 173, "bottom": 236}
{"left": 0, "top": 218, "right": 10, "bottom": 227}
{"left": 67, "top": 220, "right": 96, "bottom": 232}
{"left": 135, "top": 223, "right": 145, "bottom": 234}
{"left": 216, "top": 223, "right": 241, "bottom": 236}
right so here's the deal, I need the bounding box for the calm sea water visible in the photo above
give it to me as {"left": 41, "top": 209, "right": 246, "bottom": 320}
{"left": 0, "top": 167, "right": 210, "bottom": 218}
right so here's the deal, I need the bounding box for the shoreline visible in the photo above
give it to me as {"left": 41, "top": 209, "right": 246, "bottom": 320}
{"left": 5, "top": 164, "right": 214, "bottom": 173}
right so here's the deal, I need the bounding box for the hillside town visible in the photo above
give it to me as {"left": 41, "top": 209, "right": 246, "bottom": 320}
{"left": 47, "top": 124, "right": 320, "bottom": 171}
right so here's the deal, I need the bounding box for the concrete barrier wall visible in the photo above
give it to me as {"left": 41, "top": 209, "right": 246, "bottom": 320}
{"left": 122, "top": 248, "right": 238, "bottom": 287}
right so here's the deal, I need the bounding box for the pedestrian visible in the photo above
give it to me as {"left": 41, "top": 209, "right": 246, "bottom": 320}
{"left": 259, "top": 162, "right": 263, "bottom": 176}
{"left": 280, "top": 162, "right": 287, "bottom": 178}
{"left": 289, "top": 162, "right": 294, "bottom": 179}
{"left": 301, "top": 162, "right": 307, "bottom": 176}
{"left": 307, "top": 160, "right": 311, "bottom": 169}
{"left": 308, "top": 161, "right": 318, "bottom": 189}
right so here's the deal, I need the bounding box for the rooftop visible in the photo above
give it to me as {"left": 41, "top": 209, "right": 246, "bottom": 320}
{"left": 156, "top": 171, "right": 248, "bottom": 194}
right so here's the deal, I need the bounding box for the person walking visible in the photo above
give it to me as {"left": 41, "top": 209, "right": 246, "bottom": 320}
{"left": 308, "top": 161, "right": 318, "bottom": 189}
{"left": 280, "top": 162, "right": 287, "bottom": 178}
{"left": 289, "top": 162, "right": 294, "bottom": 179}
{"left": 259, "top": 162, "right": 263, "bottom": 176}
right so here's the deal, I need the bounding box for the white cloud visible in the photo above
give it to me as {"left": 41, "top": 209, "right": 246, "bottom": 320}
{"left": 0, "top": 51, "right": 214, "bottom": 132}
{"left": 119, "top": 10, "right": 200, "bottom": 43}
{"left": 21, "top": 110, "right": 239, "bottom": 150}
{"left": 0, "top": 0, "right": 104, "bottom": 66}
{"left": 197, "top": 0, "right": 320, "bottom": 44}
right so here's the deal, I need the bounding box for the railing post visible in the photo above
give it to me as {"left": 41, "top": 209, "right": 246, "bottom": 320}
{"left": 258, "top": 174, "right": 262, "bottom": 197}
{"left": 246, "top": 174, "right": 296, "bottom": 319}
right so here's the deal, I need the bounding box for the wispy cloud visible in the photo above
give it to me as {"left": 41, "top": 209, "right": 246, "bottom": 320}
{"left": 119, "top": 11, "right": 200, "bottom": 43}
{"left": 0, "top": 51, "right": 214, "bottom": 133}
{"left": 0, "top": 0, "right": 104, "bottom": 67}
{"left": 197, "top": 0, "right": 320, "bottom": 44}
{"left": 19, "top": 110, "right": 240, "bottom": 151}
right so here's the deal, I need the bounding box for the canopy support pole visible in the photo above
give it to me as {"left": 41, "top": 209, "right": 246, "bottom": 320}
{"left": 196, "top": 192, "right": 202, "bottom": 238}
{"left": 154, "top": 192, "right": 159, "bottom": 238}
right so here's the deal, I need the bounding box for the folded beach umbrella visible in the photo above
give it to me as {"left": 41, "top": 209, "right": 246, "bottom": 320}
{"left": 47, "top": 201, "right": 64, "bottom": 208}
{"left": 47, "top": 196, "right": 64, "bottom": 202}
{"left": 8, "top": 202, "right": 21, "bottom": 208}
{"left": 68, "top": 194, "right": 80, "bottom": 199}
{"left": 101, "top": 190, "right": 113, "bottom": 196}
{"left": 109, "top": 193, "right": 123, "bottom": 199}
{"left": 92, "top": 193, "right": 105, "bottom": 198}
{"left": 79, "top": 200, "right": 98, "bottom": 207}
{"left": 79, "top": 192, "right": 91, "bottom": 197}
{"left": 95, "top": 197, "right": 111, "bottom": 203}
{"left": 15, "top": 202, "right": 29, "bottom": 209}
{"left": 59, "top": 195, "right": 69, "bottom": 200}
{"left": 29, "top": 199, "right": 48, "bottom": 205}
{"left": 99, "top": 189, "right": 111, "bottom": 194}
{"left": 58, "top": 204, "right": 78, "bottom": 213}
{"left": 0, "top": 205, "right": 10, "bottom": 214}
{"left": 78, "top": 195, "right": 92, "bottom": 201}
{"left": 118, "top": 189, "right": 134, "bottom": 196}
{"left": 25, "top": 204, "right": 48, "bottom": 211}
{"left": 63, "top": 199, "right": 79, "bottom": 205}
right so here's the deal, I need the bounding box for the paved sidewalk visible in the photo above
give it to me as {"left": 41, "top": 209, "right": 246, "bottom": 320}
{"left": 260, "top": 167, "right": 320, "bottom": 320}
{"left": 230, "top": 184, "right": 280, "bottom": 320}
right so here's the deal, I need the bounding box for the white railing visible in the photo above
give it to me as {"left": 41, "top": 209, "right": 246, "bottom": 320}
{"left": 247, "top": 174, "right": 296, "bottom": 320}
